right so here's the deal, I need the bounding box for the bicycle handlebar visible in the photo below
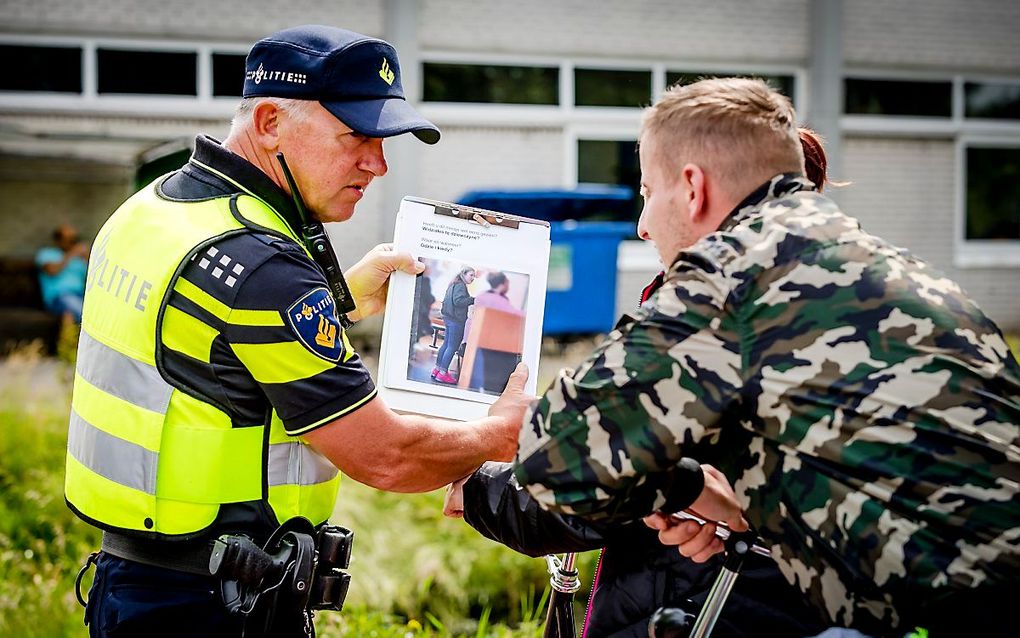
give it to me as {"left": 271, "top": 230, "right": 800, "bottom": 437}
{"left": 669, "top": 512, "right": 771, "bottom": 558}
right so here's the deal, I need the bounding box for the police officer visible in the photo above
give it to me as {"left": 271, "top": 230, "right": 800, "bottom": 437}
{"left": 67, "top": 25, "right": 531, "bottom": 637}
{"left": 513, "top": 78, "right": 1020, "bottom": 636}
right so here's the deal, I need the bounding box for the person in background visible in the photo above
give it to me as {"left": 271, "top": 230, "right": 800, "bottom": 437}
{"left": 36, "top": 223, "right": 89, "bottom": 323}
{"left": 464, "top": 271, "right": 523, "bottom": 340}
{"left": 433, "top": 266, "right": 476, "bottom": 384}
{"left": 461, "top": 271, "right": 527, "bottom": 392}
{"left": 412, "top": 259, "right": 437, "bottom": 344}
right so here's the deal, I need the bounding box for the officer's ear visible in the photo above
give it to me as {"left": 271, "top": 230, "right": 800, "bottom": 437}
{"left": 250, "top": 99, "right": 283, "bottom": 151}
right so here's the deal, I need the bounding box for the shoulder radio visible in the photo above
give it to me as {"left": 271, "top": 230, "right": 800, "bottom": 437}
{"left": 276, "top": 152, "right": 356, "bottom": 328}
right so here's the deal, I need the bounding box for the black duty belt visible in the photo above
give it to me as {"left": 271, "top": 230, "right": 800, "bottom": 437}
{"left": 101, "top": 532, "right": 216, "bottom": 577}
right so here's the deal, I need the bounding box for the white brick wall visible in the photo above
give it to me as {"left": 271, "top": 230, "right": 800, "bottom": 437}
{"left": 0, "top": 158, "right": 133, "bottom": 256}
{"left": 841, "top": 136, "right": 1020, "bottom": 331}
{"left": 420, "top": 0, "right": 808, "bottom": 63}
{"left": 845, "top": 0, "right": 1020, "bottom": 72}
{"left": 0, "top": 0, "right": 382, "bottom": 40}
{"left": 840, "top": 137, "right": 955, "bottom": 265}
{"left": 416, "top": 126, "right": 565, "bottom": 202}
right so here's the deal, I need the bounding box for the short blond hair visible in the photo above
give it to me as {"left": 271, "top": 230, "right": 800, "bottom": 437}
{"left": 640, "top": 78, "right": 803, "bottom": 196}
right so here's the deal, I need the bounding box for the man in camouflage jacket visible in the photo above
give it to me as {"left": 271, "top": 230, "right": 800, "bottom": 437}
{"left": 513, "top": 78, "right": 1020, "bottom": 636}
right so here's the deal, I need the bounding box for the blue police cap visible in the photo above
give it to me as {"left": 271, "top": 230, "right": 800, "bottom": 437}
{"left": 243, "top": 25, "right": 440, "bottom": 144}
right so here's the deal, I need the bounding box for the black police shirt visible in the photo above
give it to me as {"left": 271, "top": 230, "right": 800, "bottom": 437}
{"left": 157, "top": 136, "right": 375, "bottom": 434}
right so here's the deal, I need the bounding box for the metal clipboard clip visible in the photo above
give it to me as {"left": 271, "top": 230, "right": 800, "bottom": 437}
{"left": 404, "top": 196, "right": 550, "bottom": 231}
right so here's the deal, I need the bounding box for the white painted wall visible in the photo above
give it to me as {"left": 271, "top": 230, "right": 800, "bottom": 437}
{"left": 0, "top": 0, "right": 383, "bottom": 40}
{"left": 845, "top": 0, "right": 1020, "bottom": 72}
{"left": 420, "top": 0, "right": 809, "bottom": 62}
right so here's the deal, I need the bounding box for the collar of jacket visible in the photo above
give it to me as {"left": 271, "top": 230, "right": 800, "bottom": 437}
{"left": 659, "top": 172, "right": 815, "bottom": 271}
{"left": 643, "top": 172, "right": 815, "bottom": 298}
{"left": 188, "top": 135, "right": 304, "bottom": 233}
{"left": 716, "top": 172, "right": 816, "bottom": 234}
{"left": 639, "top": 271, "right": 666, "bottom": 308}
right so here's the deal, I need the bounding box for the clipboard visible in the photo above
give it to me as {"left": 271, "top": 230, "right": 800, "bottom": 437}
{"left": 378, "top": 196, "right": 551, "bottom": 421}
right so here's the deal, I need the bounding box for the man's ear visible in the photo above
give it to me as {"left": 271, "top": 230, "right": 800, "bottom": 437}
{"left": 250, "top": 100, "right": 283, "bottom": 151}
{"left": 679, "top": 163, "right": 707, "bottom": 220}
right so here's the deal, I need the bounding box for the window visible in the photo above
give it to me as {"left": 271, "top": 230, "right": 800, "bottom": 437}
{"left": 965, "top": 146, "right": 1020, "bottom": 241}
{"left": 0, "top": 45, "right": 82, "bottom": 93}
{"left": 666, "top": 71, "right": 795, "bottom": 101}
{"left": 97, "top": 48, "right": 197, "bottom": 95}
{"left": 577, "top": 139, "right": 641, "bottom": 226}
{"left": 844, "top": 78, "right": 952, "bottom": 117}
{"left": 422, "top": 63, "right": 558, "bottom": 104}
{"left": 965, "top": 82, "right": 1020, "bottom": 121}
{"left": 574, "top": 68, "right": 651, "bottom": 107}
{"left": 212, "top": 52, "right": 247, "bottom": 98}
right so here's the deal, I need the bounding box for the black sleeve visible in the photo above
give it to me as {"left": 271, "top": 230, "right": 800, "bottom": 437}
{"left": 224, "top": 240, "right": 376, "bottom": 435}
{"left": 462, "top": 462, "right": 624, "bottom": 557}
{"left": 453, "top": 282, "right": 474, "bottom": 310}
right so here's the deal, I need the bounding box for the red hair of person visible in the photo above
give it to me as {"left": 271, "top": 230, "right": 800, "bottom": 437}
{"left": 799, "top": 127, "right": 828, "bottom": 191}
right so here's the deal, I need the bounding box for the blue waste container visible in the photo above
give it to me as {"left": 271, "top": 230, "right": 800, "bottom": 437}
{"left": 457, "top": 187, "right": 634, "bottom": 334}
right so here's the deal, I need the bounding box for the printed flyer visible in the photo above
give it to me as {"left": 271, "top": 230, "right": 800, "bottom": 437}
{"left": 378, "top": 197, "right": 550, "bottom": 420}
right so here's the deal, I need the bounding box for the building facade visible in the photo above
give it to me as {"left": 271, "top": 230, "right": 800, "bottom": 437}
{"left": 2, "top": 0, "right": 1018, "bottom": 329}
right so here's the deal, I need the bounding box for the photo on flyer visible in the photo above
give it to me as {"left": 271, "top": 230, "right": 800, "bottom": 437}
{"left": 407, "top": 257, "right": 530, "bottom": 397}
{"left": 378, "top": 197, "right": 550, "bottom": 420}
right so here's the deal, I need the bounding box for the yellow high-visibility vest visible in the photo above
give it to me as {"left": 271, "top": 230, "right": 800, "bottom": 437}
{"left": 65, "top": 179, "right": 340, "bottom": 537}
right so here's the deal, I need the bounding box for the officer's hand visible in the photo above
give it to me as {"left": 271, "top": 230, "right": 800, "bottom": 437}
{"left": 345, "top": 243, "right": 424, "bottom": 322}
{"left": 442, "top": 475, "right": 471, "bottom": 518}
{"left": 486, "top": 363, "right": 535, "bottom": 460}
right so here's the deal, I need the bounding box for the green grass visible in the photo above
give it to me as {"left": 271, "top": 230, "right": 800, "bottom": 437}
{"left": 1006, "top": 333, "right": 1020, "bottom": 363}
{"left": 0, "top": 352, "right": 597, "bottom": 637}
{"left": 0, "top": 357, "right": 97, "bottom": 637}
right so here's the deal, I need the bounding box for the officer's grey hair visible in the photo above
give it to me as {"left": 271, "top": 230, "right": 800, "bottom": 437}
{"left": 641, "top": 77, "right": 804, "bottom": 197}
{"left": 228, "top": 97, "right": 319, "bottom": 134}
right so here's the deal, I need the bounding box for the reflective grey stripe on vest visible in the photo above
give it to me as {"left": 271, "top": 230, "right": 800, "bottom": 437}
{"left": 68, "top": 410, "right": 158, "bottom": 495}
{"left": 268, "top": 442, "right": 338, "bottom": 487}
{"left": 76, "top": 330, "right": 173, "bottom": 414}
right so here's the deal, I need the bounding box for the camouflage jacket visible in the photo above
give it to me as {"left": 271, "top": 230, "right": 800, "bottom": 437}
{"left": 514, "top": 174, "right": 1020, "bottom": 632}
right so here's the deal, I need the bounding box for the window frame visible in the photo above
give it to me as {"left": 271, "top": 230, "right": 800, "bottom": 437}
{"left": 0, "top": 33, "right": 248, "bottom": 118}
{"left": 95, "top": 47, "right": 200, "bottom": 97}
{"left": 841, "top": 70, "right": 1020, "bottom": 268}
{"left": 572, "top": 64, "right": 654, "bottom": 109}
{"left": 416, "top": 50, "right": 803, "bottom": 128}
{"left": 955, "top": 136, "right": 1020, "bottom": 267}
{"left": 420, "top": 60, "right": 561, "bottom": 106}
{"left": 843, "top": 76, "right": 954, "bottom": 119}
{"left": 0, "top": 41, "right": 84, "bottom": 94}
{"left": 841, "top": 68, "right": 960, "bottom": 136}
{"left": 962, "top": 75, "right": 1020, "bottom": 125}
{"left": 209, "top": 50, "right": 250, "bottom": 98}
{"left": 842, "top": 70, "right": 1020, "bottom": 134}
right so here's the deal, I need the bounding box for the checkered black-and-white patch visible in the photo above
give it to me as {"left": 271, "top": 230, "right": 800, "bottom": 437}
{"left": 196, "top": 246, "right": 245, "bottom": 288}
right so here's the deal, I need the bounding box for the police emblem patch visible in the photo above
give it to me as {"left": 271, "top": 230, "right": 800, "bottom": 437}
{"left": 286, "top": 287, "right": 345, "bottom": 362}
